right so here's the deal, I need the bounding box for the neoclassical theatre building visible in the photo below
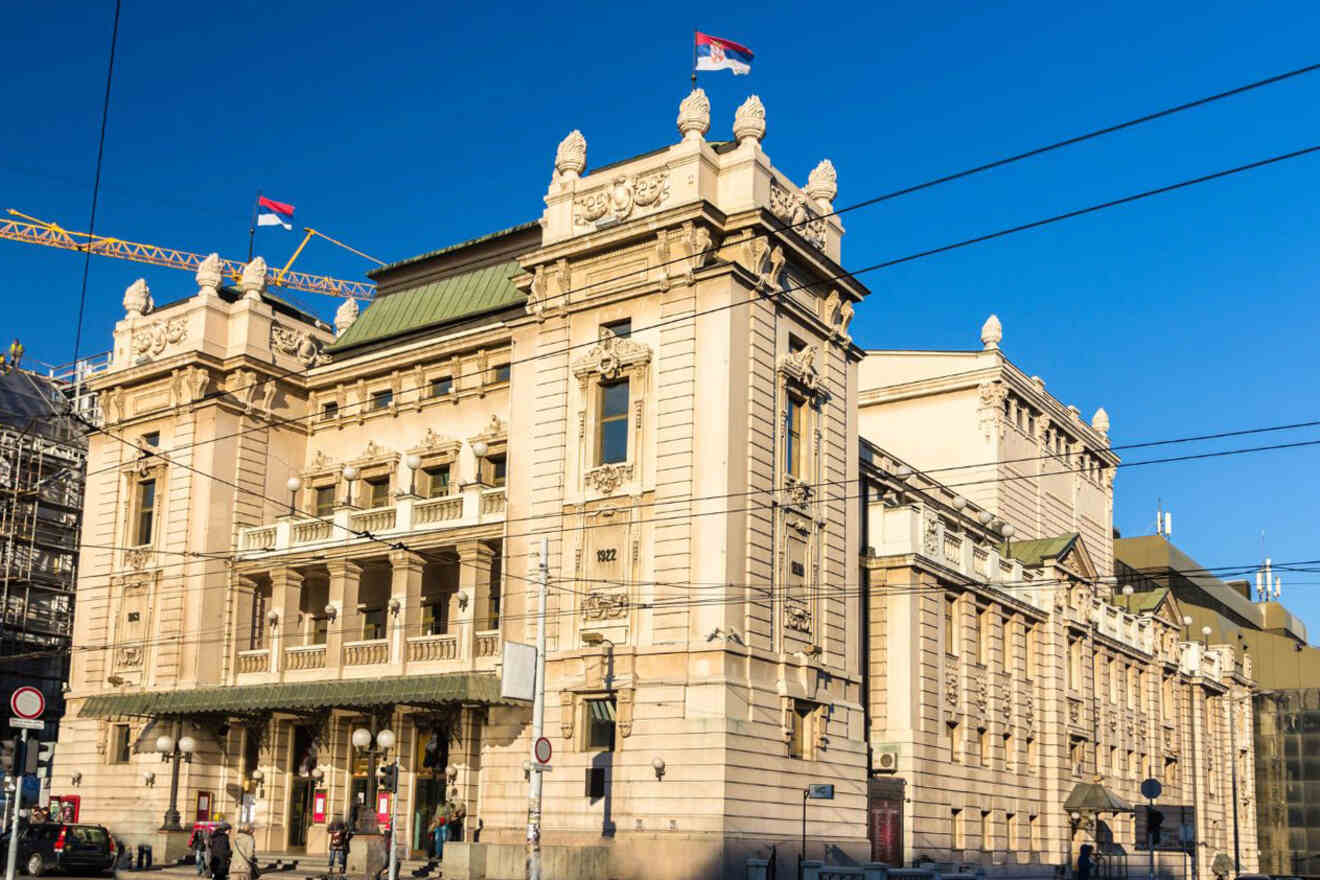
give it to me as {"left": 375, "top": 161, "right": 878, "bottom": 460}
{"left": 59, "top": 91, "right": 869, "bottom": 879}
{"left": 56, "top": 90, "right": 1258, "bottom": 880}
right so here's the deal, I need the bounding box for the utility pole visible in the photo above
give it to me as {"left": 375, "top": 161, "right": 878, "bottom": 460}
{"left": 526, "top": 534, "right": 548, "bottom": 880}
{"left": 1228, "top": 696, "right": 1241, "bottom": 876}
{"left": 5, "top": 729, "right": 27, "bottom": 880}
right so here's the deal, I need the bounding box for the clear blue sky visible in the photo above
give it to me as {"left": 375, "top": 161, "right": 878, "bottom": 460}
{"left": 4, "top": 2, "right": 1319, "bottom": 635}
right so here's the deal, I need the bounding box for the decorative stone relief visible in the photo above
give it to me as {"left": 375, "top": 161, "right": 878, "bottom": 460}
{"left": 132, "top": 316, "right": 187, "bottom": 358}
{"left": 784, "top": 601, "right": 811, "bottom": 633}
{"left": 1068, "top": 700, "right": 1081, "bottom": 724}
{"left": 196, "top": 253, "right": 223, "bottom": 296}
{"left": 819, "top": 290, "right": 855, "bottom": 344}
{"left": 470, "top": 414, "right": 508, "bottom": 447}
{"left": 123, "top": 279, "right": 153, "bottom": 318}
{"left": 571, "top": 328, "right": 652, "bottom": 383}
{"left": 682, "top": 222, "right": 714, "bottom": 282}
{"left": 1092, "top": 407, "right": 1110, "bottom": 436}
{"left": 676, "top": 88, "right": 710, "bottom": 141}
{"left": 334, "top": 298, "right": 359, "bottom": 335}
{"left": 971, "top": 670, "right": 989, "bottom": 716}
{"left": 777, "top": 343, "right": 822, "bottom": 398}
{"left": 168, "top": 365, "right": 211, "bottom": 408}
{"left": 309, "top": 449, "right": 334, "bottom": 471}
{"left": 573, "top": 171, "right": 670, "bottom": 227}
{"left": 981, "top": 314, "right": 1003, "bottom": 350}
{"left": 654, "top": 230, "right": 672, "bottom": 292}
{"left": 124, "top": 548, "right": 151, "bottom": 570}
{"left": 240, "top": 257, "right": 268, "bottom": 301}
{"left": 977, "top": 380, "right": 1009, "bottom": 440}
{"left": 924, "top": 515, "right": 941, "bottom": 556}
{"left": 945, "top": 659, "right": 960, "bottom": 708}
{"left": 733, "top": 95, "right": 766, "bottom": 144}
{"left": 783, "top": 474, "right": 812, "bottom": 509}
{"left": 804, "top": 160, "right": 838, "bottom": 211}
{"left": 767, "top": 181, "right": 828, "bottom": 250}
{"left": 617, "top": 688, "right": 636, "bottom": 738}
{"left": 582, "top": 591, "right": 628, "bottom": 620}
{"left": 271, "top": 322, "right": 330, "bottom": 367}
{"left": 116, "top": 645, "right": 143, "bottom": 668}
{"left": 585, "top": 462, "right": 634, "bottom": 495}
{"left": 554, "top": 129, "right": 587, "bottom": 179}
{"left": 560, "top": 691, "right": 575, "bottom": 740}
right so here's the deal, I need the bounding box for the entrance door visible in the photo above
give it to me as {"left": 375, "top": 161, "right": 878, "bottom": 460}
{"left": 410, "top": 728, "right": 449, "bottom": 859}
{"left": 288, "top": 778, "right": 314, "bottom": 849}
{"left": 868, "top": 777, "right": 905, "bottom": 866}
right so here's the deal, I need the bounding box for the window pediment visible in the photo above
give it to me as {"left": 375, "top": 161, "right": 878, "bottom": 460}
{"left": 408, "top": 428, "right": 462, "bottom": 462}
{"left": 571, "top": 329, "right": 652, "bottom": 385}
{"left": 778, "top": 344, "right": 824, "bottom": 400}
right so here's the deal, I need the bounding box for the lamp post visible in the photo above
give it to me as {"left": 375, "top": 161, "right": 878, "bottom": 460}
{"left": 154, "top": 724, "right": 196, "bottom": 831}
{"left": 471, "top": 440, "right": 488, "bottom": 485}
{"left": 343, "top": 465, "right": 359, "bottom": 508}
{"left": 352, "top": 724, "right": 398, "bottom": 880}
{"left": 286, "top": 476, "right": 302, "bottom": 517}
{"left": 406, "top": 454, "right": 422, "bottom": 496}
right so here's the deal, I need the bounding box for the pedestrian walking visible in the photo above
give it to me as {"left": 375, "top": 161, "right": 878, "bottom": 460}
{"left": 327, "top": 815, "right": 352, "bottom": 876}
{"left": 209, "top": 822, "right": 233, "bottom": 880}
{"left": 189, "top": 824, "right": 211, "bottom": 876}
{"left": 1077, "top": 843, "right": 1093, "bottom": 880}
{"left": 230, "top": 824, "right": 258, "bottom": 880}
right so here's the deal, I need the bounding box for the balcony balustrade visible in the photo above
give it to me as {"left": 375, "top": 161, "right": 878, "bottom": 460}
{"left": 407, "top": 633, "right": 458, "bottom": 662}
{"left": 475, "top": 629, "right": 500, "bottom": 658}
{"left": 236, "top": 484, "right": 506, "bottom": 556}
{"left": 285, "top": 643, "right": 327, "bottom": 670}
{"left": 237, "top": 648, "right": 270, "bottom": 674}
{"left": 344, "top": 638, "right": 390, "bottom": 666}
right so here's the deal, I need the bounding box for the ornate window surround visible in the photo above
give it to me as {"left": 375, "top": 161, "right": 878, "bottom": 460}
{"left": 407, "top": 428, "right": 462, "bottom": 479}
{"left": 346, "top": 440, "right": 401, "bottom": 503}
{"left": 572, "top": 328, "right": 651, "bottom": 497}
{"left": 120, "top": 440, "right": 169, "bottom": 552}
{"left": 559, "top": 686, "right": 636, "bottom": 749}
{"left": 468, "top": 415, "right": 508, "bottom": 486}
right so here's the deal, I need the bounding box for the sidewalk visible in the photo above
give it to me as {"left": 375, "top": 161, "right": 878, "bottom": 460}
{"left": 116, "top": 853, "right": 436, "bottom": 880}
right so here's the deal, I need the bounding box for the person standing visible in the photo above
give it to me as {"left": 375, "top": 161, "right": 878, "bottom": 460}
{"left": 230, "top": 825, "right": 257, "bottom": 880}
{"left": 428, "top": 805, "right": 448, "bottom": 862}
{"left": 327, "top": 815, "right": 352, "bottom": 876}
{"left": 209, "top": 823, "right": 233, "bottom": 880}
{"left": 446, "top": 791, "right": 466, "bottom": 844}
{"left": 8, "top": 339, "right": 22, "bottom": 371}
{"left": 189, "top": 824, "right": 211, "bottom": 876}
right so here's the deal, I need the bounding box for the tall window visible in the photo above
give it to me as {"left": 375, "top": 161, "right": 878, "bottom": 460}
{"left": 321, "top": 402, "right": 339, "bottom": 421}
{"left": 249, "top": 588, "right": 267, "bottom": 650}
{"left": 981, "top": 608, "right": 994, "bottom": 666}
{"left": 1068, "top": 638, "right": 1082, "bottom": 690}
{"left": 597, "top": 380, "right": 630, "bottom": 464}
{"left": 489, "top": 551, "right": 502, "bottom": 629}
{"left": 1025, "top": 624, "right": 1037, "bottom": 677}
{"left": 422, "top": 600, "right": 447, "bottom": 636}
{"left": 982, "top": 811, "right": 993, "bottom": 850}
{"left": 586, "top": 697, "right": 617, "bottom": 751}
{"left": 945, "top": 596, "right": 958, "bottom": 655}
{"left": 789, "top": 700, "right": 817, "bottom": 760}
{"left": 1026, "top": 736, "right": 1037, "bottom": 774}
{"left": 1029, "top": 814, "right": 1040, "bottom": 851}
{"left": 362, "top": 607, "right": 386, "bottom": 640}
{"left": 1006, "top": 813, "right": 1019, "bottom": 851}
{"left": 784, "top": 396, "right": 804, "bottom": 477}
{"left": 485, "top": 454, "right": 507, "bottom": 488}
{"left": 948, "top": 722, "right": 961, "bottom": 763}
{"left": 366, "top": 477, "right": 390, "bottom": 508}
{"left": 424, "top": 465, "right": 451, "bottom": 498}
{"left": 1004, "top": 733, "right": 1015, "bottom": 772}
{"left": 110, "top": 724, "right": 131, "bottom": 764}
{"left": 134, "top": 479, "right": 156, "bottom": 545}
{"left": 978, "top": 728, "right": 989, "bottom": 766}
{"left": 314, "top": 486, "right": 335, "bottom": 517}
{"left": 968, "top": 607, "right": 981, "bottom": 664}
{"left": 952, "top": 809, "right": 965, "bottom": 849}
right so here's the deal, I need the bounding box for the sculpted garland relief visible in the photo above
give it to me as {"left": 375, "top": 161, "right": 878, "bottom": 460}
{"left": 132, "top": 316, "right": 187, "bottom": 358}
{"left": 271, "top": 323, "right": 331, "bottom": 367}
{"left": 767, "top": 181, "right": 828, "bottom": 251}
{"left": 573, "top": 170, "right": 671, "bottom": 226}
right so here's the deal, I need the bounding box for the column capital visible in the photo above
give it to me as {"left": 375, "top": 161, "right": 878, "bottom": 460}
{"left": 326, "top": 558, "right": 364, "bottom": 580}
{"left": 389, "top": 549, "right": 426, "bottom": 572}
{"left": 456, "top": 541, "right": 496, "bottom": 564}
{"left": 269, "top": 567, "right": 306, "bottom": 588}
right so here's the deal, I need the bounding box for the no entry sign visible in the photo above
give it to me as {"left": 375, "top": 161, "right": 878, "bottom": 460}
{"left": 534, "top": 737, "right": 552, "bottom": 764}
{"left": 10, "top": 687, "right": 44, "bottom": 720}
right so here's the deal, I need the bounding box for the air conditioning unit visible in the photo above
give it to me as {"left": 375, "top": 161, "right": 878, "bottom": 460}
{"left": 875, "top": 744, "right": 900, "bottom": 773}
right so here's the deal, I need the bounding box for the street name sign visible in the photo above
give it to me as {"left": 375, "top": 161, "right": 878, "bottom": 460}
{"left": 807, "top": 784, "right": 835, "bottom": 800}
{"left": 9, "top": 718, "right": 42, "bottom": 731}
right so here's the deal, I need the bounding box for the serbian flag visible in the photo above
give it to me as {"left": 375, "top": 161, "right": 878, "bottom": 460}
{"left": 256, "top": 196, "right": 295, "bottom": 230}
{"left": 695, "top": 32, "right": 753, "bottom": 75}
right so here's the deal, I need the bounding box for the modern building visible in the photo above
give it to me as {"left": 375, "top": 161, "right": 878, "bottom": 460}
{"left": 1116, "top": 536, "right": 1320, "bottom": 875}
{"left": 0, "top": 368, "right": 87, "bottom": 741}
{"left": 858, "top": 322, "right": 1258, "bottom": 880}
{"left": 57, "top": 91, "right": 871, "bottom": 879}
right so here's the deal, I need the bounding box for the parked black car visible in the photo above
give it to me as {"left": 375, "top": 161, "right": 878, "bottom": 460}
{"left": 0, "top": 821, "right": 118, "bottom": 876}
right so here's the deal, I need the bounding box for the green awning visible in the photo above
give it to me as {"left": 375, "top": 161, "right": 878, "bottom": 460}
{"left": 1063, "top": 781, "right": 1133, "bottom": 813}
{"left": 78, "top": 672, "right": 521, "bottom": 719}
{"left": 587, "top": 698, "right": 616, "bottom": 722}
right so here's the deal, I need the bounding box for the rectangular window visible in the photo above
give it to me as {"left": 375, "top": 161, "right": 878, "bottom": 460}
{"left": 485, "top": 454, "right": 506, "bottom": 488}
{"left": 945, "top": 596, "right": 958, "bottom": 655}
{"left": 312, "top": 614, "right": 329, "bottom": 645}
{"left": 603, "top": 319, "right": 632, "bottom": 338}
{"left": 362, "top": 607, "right": 386, "bottom": 640}
{"left": 1004, "top": 733, "right": 1015, "bottom": 772}
{"left": 952, "top": 809, "right": 965, "bottom": 849}
{"left": 585, "top": 766, "right": 606, "bottom": 799}
{"left": 424, "top": 465, "right": 451, "bottom": 498}
{"left": 366, "top": 477, "right": 390, "bottom": 508}
{"left": 1069, "top": 737, "right": 1084, "bottom": 775}
{"left": 1068, "top": 638, "right": 1081, "bottom": 690}
{"left": 597, "top": 379, "right": 630, "bottom": 464}
{"left": 1025, "top": 624, "right": 1037, "bottom": 677}
{"left": 784, "top": 396, "right": 804, "bottom": 478}
{"left": 314, "top": 486, "right": 335, "bottom": 517}
{"left": 968, "top": 606, "right": 981, "bottom": 665}
{"left": 789, "top": 700, "right": 816, "bottom": 760}
{"left": 110, "top": 724, "right": 131, "bottom": 764}
{"left": 1006, "top": 813, "right": 1018, "bottom": 851}
{"left": 431, "top": 376, "right": 453, "bottom": 397}
{"left": 1110, "top": 746, "right": 1118, "bottom": 776}
{"left": 489, "top": 551, "right": 502, "bottom": 629}
{"left": 1029, "top": 814, "right": 1040, "bottom": 851}
{"left": 134, "top": 479, "right": 156, "bottom": 545}
{"left": 421, "top": 600, "right": 447, "bottom": 636}
{"left": 982, "top": 810, "right": 993, "bottom": 851}
{"left": 948, "top": 722, "right": 961, "bottom": 764}
{"left": 1026, "top": 737, "right": 1037, "bottom": 774}
{"left": 1130, "top": 668, "right": 1141, "bottom": 710}
{"left": 981, "top": 608, "right": 994, "bottom": 666}
{"left": 586, "top": 697, "right": 616, "bottom": 751}
{"left": 321, "top": 401, "right": 339, "bottom": 420}
{"left": 978, "top": 728, "right": 989, "bottom": 766}
{"left": 492, "top": 363, "right": 511, "bottom": 384}
{"left": 371, "top": 389, "right": 393, "bottom": 411}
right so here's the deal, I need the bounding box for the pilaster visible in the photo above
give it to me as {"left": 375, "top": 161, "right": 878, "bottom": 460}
{"left": 327, "top": 560, "right": 363, "bottom": 672}
{"left": 390, "top": 551, "right": 426, "bottom": 668}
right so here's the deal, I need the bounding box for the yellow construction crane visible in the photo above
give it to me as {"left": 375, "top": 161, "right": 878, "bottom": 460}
{"left": 1, "top": 209, "right": 376, "bottom": 300}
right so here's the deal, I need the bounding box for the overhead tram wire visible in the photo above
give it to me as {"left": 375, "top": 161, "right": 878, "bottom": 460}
{"left": 81, "top": 59, "right": 1320, "bottom": 440}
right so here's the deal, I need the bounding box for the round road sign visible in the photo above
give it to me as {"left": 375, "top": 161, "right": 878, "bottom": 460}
{"left": 534, "top": 736, "right": 552, "bottom": 764}
{"left": 1140, "top": 777, "right": 1162, "bottom": 800}
{"left": 10, "top": 686, "right": 45, "bottom": 719}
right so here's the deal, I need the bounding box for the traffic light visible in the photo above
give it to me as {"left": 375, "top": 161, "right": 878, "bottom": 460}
{"left": 23, "top": 741, "right": 39, "bottom": 775}
{"left": 1148, "top": 808, "right": 1164, "bottom": 845}
{"left": 377, "top": 762, "right": 397, "bottom": 793}
{"left": 1, "top": 739, "right": 14, "bottom": 774}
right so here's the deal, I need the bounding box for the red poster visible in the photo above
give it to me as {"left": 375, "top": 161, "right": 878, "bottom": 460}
{"left": 313, "top": 791, "right": 327, "bottom": 825}
{"left": 196, "top": 791, "right": 213, "bottom": 822}
{"left": 376, "top": 792, "right": 391, "bottom": 829}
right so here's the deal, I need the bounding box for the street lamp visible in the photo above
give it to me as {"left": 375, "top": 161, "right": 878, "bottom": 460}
{"left": 154, "top": 724, "right": 196, "bottom": 831}
{"left": 406, "top": 454, "right": 422, "bottom": 495}
{"left": 342, "top": 465, "right": 359, "bottom": 507}
{"left": 352, "top": 726, "right": 399, "bottom": 880}
{"left": 471, "top": 440, "right": 488, "bottom": 484}
{"left": 286, "top": 476, "right": 302, "bottom": 516}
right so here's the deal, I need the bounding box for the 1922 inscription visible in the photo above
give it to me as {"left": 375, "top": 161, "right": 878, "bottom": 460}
{"left": 596, "top": 548, "right": 617, "bottom": 562}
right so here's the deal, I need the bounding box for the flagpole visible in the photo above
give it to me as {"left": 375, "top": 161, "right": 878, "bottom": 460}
{"left": 248, "top": 189, "right": 261, "bottom": 261}
{"left": 691, "top": 29, "right": 697, "bottom": 86}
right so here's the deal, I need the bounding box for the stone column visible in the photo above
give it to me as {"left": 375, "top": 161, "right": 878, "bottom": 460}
{"left": 390, "top": 551, "right": 425, "bottom": 669}
{"left": 454, "top": 705, "right": 484, "bottom": 839}
{"left": 455, "top": 542, "right": 494, "bottom": 663}
{"left": 270, "top": 568, "right": 304, "bottom": 675}
{"left": 327, "top": 560, "right": 363, "bottom": 670}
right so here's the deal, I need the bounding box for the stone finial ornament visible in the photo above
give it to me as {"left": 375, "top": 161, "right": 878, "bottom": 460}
{"left": 196, "top": 253, "right": 223, "bottom": 296}
{"left": 732, "top": 95, "right": 766, "bottom": 145}
{"left": 123, "top": 278, "right": 152, "bottom": 318}
{"left": 240, "top": 257, "right": 267, "bottom": 301}
{"left": 980, "top": 314, "right": 1003, "bottom": 350}
{"left": 804, "top": 160, "right": 838, "bottom": 210}
{"left": 677, "top": 88, "right": 711, "bottom": 142}
{"left": 554, "top": 130, "right": 587, "bottom": 179}
{"left": 1092, "top": 407, "right": 1111, "bottom": 435}
{"left": 334, "top": 297, "right": 360, "bottom": 335}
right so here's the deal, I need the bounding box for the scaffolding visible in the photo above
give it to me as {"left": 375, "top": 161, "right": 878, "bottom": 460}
{"left": 0, "top": 370, "right": 87, "bottom": 721}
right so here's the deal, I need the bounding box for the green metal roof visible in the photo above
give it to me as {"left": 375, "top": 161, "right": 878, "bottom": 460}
{"left": 328, "top": 260, "right": 524, "bottom": 352}
{"left": 999, "top": 533, "right": 1079, "bottom": 568}
{"left": 369, "top": 222, "right": 539, "bottom": 277}
{"left": 1126, "top": 587, "right": 1171, "bottom": 613}
{"left": 78, "top": 672, "right": 517, "bottom": 718}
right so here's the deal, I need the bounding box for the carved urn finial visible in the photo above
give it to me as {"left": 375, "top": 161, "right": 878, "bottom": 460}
{"left": 195, "top": 252, "right": 223, "bottom": 296}
{"left": 980, "top": 313, "right": 1003, "bottom": 350}
{"left": 732, "top": 95, "right": 766, "bottom": 145}
{"left": 1092, "top": 407, "right": 1111, "bottom": 436}
{"left": 554, "top": 130, "right": 587, "bottom": 180}
{"left": 240, "top": 257, "right": 267, "bottom": 301}
{"left": 804, "top": 160, "right": 838, "bottom": 210}
{"left": 334, "top": 297, "right": 360, "bottom": 335}
{"left": 677, "top": 88, "right": 711, "bottom": 142}
{"left": 122, "top": 278, "right": 152, "bottom": 318}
